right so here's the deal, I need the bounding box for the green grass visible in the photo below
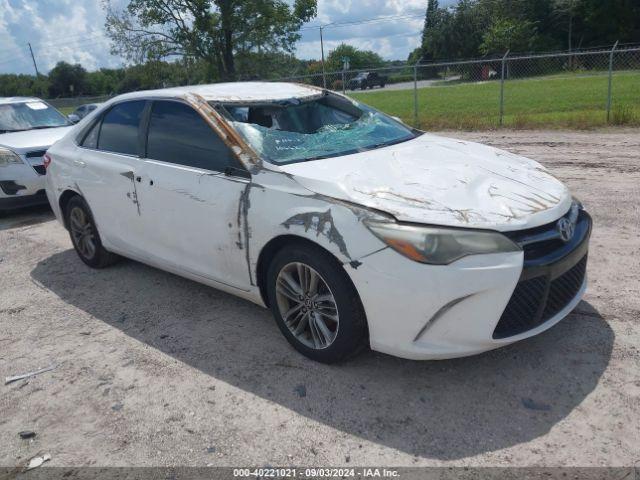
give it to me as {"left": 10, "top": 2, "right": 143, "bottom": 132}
{"left": 352, "top": 71, "right": 640, "bottom": 130}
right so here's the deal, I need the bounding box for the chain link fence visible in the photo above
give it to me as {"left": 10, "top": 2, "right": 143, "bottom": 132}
{"left": 46, "top": 45, "right": 640, "bottom": 129}
{"left": 271, "top": 45, "right": 640, "bottom": 129}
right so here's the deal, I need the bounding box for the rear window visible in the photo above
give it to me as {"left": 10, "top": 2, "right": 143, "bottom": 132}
{"left": 98, "top": 101, "right": 146, "bottom": 156}
{"left": 81, "top": 119, "right": 100, "bottom": 149}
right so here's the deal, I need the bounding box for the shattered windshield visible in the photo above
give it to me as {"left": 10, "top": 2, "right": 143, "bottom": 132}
{"left": 218, "top": 94, "right": 417, "bottom": 165}
{"left": 0, "top": 101, "right": 69, "bottom": 133}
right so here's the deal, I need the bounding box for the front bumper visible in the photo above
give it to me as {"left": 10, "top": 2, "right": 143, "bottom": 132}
{"left": 0, "top": 162, "right": 48, "bottom": 211}
{"left": 345, "top": 210, "right": 592, "bottom": 360}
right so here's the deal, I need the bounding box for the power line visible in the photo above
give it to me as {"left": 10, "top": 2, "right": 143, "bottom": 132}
{"left": 29, "top": 30, "right": 105, "bottom": 47}
{"left": 0, "top": 32, "right": 109, "bottom": 61}
{"left": 300, "top": 12, "right": 425, "bottom": 31}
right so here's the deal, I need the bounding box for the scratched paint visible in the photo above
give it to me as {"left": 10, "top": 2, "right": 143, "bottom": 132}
{"left": 282, "top": 209, "right": 351, "bottom": 259}
{"left": 237, "top": 182, "right": 254, "bottom": 285}
{"left": 119, "top": 171, "right": 140, "bottom": 215}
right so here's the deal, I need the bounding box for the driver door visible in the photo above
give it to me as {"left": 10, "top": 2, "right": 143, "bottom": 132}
{"left": 134, "top": 99, "right": 252, "bottom": 290}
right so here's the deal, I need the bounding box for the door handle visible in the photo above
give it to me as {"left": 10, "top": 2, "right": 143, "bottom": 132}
{"left": 73, "top": 160, "right": 86, "bottom": 168}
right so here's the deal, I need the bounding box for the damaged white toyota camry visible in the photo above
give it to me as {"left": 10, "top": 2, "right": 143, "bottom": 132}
{"left": 45, "top": 82, "right": 591, "bottom": 363}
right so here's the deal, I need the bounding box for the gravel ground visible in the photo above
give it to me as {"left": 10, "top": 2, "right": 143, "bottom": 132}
{"left": 0, "top": 129, "right": 639, "bottom": 469}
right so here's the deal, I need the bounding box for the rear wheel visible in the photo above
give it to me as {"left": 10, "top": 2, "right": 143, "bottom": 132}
{"left": 266, "top": 244, "right": 368, "bottom": 363}
{"left": 65, "top": 196, "right": 118, "bottom": 268}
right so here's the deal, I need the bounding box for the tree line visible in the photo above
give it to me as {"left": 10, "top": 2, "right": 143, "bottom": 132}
{"left": 0, "top": 45, "right": 386, "bottom": 99}
{"left": 412, "top": 0, "right": 640, "bottom": 64}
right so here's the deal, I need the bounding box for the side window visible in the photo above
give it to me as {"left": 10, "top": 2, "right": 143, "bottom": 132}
{"left": 81, "top": 118, "right": 100, "bottom": 149}
{"left": 146, "top": 101, "right": 241, "bottom": 172}
{"left": 98, "top": 101, "right": 146, "bottom": 155}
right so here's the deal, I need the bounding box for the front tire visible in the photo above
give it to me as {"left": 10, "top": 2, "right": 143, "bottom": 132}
{"left": 266, "top": 243, "right": 368, "bottom": 363}
{"left": 65, "top": 196, "right": 118, "bottom": 268}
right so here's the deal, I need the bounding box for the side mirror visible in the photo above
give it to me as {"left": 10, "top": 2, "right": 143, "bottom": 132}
{"left": 68, "top": 114, "right": 80, "bottom": 124}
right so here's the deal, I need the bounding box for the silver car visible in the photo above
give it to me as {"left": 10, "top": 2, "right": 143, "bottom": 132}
{"left": 0, "top": 97, "right": 72, "bottom": 212}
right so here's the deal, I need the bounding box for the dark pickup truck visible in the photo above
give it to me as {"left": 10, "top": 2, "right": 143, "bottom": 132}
{"left": 348, "top": 72, "right": 387, "bottom": 90}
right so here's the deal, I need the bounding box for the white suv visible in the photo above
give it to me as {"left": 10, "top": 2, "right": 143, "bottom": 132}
{"left": 0, "top": 97, "right": 72, "bottom": 212}
{"left": 45, "top": 83, "right": 591, "bottom": 363}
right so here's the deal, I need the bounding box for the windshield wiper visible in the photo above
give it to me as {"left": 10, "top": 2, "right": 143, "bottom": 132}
{"left": 302, "top": 148, "right": 362, "bottom": 162}
{"left": 357, "top": 135, "right": 417, "bottom": 153}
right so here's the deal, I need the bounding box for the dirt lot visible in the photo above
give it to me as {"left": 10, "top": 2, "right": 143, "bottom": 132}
{"left": 0, "top": 129, "right": 639, "bottom": 469}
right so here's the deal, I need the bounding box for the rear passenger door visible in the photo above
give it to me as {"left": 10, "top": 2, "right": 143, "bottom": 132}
{"left": 75, "top": 100, "right": 148, "bottom": 254}
{"left": 136, "top": 99, "right": 252, "bottom": 290}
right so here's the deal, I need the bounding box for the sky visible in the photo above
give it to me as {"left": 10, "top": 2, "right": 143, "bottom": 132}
{"left": 0, "top": 0, "right": 446, "bottom": 75}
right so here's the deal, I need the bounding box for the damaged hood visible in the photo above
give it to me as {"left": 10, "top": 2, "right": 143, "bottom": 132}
{"left": 279, "top": 133, "right": 572, "bottom": 231}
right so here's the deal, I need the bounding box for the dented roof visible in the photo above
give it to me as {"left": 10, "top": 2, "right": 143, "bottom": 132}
{"left": 115, "top": 82, "right": 324, "bottom": 104}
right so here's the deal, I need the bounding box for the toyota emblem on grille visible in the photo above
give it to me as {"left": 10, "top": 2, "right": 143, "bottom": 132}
{"left": 557, "top": 217, "right": 575, "bottom": 242}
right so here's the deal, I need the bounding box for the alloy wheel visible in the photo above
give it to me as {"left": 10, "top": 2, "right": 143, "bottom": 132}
{"left": 275, "top": 262, "right": 340, "bottom": 350}
{"left": 69, "top": 206, "right": 96, "bottom": 260}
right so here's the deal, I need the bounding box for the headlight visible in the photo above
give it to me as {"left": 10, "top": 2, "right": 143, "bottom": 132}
{"left": 0, "top": 148, "right": 22, "bottom": 166}
{"left": 364, "top": 220, "right": 521, "bottom": 265}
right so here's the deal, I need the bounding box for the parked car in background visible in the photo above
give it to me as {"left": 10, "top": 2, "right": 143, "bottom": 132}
{"left": 0, "top": 97, "right": 71, "bottom": 212}
{"left": 348, "top": 72, "right": 387, "bottom": 90}
{"left": 45, "top": 82, "right": 591, "bottom": 363}
{"left": 67, "top": 103, "right": 103, "bottom": 124}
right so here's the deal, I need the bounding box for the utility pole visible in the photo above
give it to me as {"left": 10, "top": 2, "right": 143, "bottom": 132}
{"left": 28, "top": 42, "right": 40, "bottom": 77}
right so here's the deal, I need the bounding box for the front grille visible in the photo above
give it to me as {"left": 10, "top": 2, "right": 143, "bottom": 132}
{"left": 543, "top": 256, "right": 587, "bottom": 319}
{"left": 503, "top": 204, "right": 582, "bottom": 262}
{"left": 493, "top": 254, "right": 587, "bottom": 339}
{"left": 33, "top": 165, "right": 46, "bottom": 175}
{"left": 493, "top": 276, "right": 547, "bottom": 338}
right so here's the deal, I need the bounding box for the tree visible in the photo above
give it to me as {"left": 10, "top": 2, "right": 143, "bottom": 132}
{"left": 324, "top": 44, "right": 384, "bottom": 72}
{"left": 420, "top": 0, "right": 440, "bottom": 61}
{"left": 0, "top": 74, "right": 50, "bottom": 97}
{"left": 407, "top": 47, "right": 423, "bottom": 65}
{"left": 48, "top": 62, "right": 88, "bottom": 97}
{"left": 104, "top": 0, "right": 317, "bottom": 81}
{"left": 480, "top": 18, "right": 538, "bottom": 54}
{"left": 575, "top": 0, "right": 640, "bottom": 46}
{"left": 87, "top": 68, "right": 125, "bottom": 95}
{"left": 420, "top": 0, "right": 490, "bottom": 62}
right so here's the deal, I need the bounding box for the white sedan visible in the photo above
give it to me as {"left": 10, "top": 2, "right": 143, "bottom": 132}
{"left": 45, "top": 83, "right": 591, "bottom": 363}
